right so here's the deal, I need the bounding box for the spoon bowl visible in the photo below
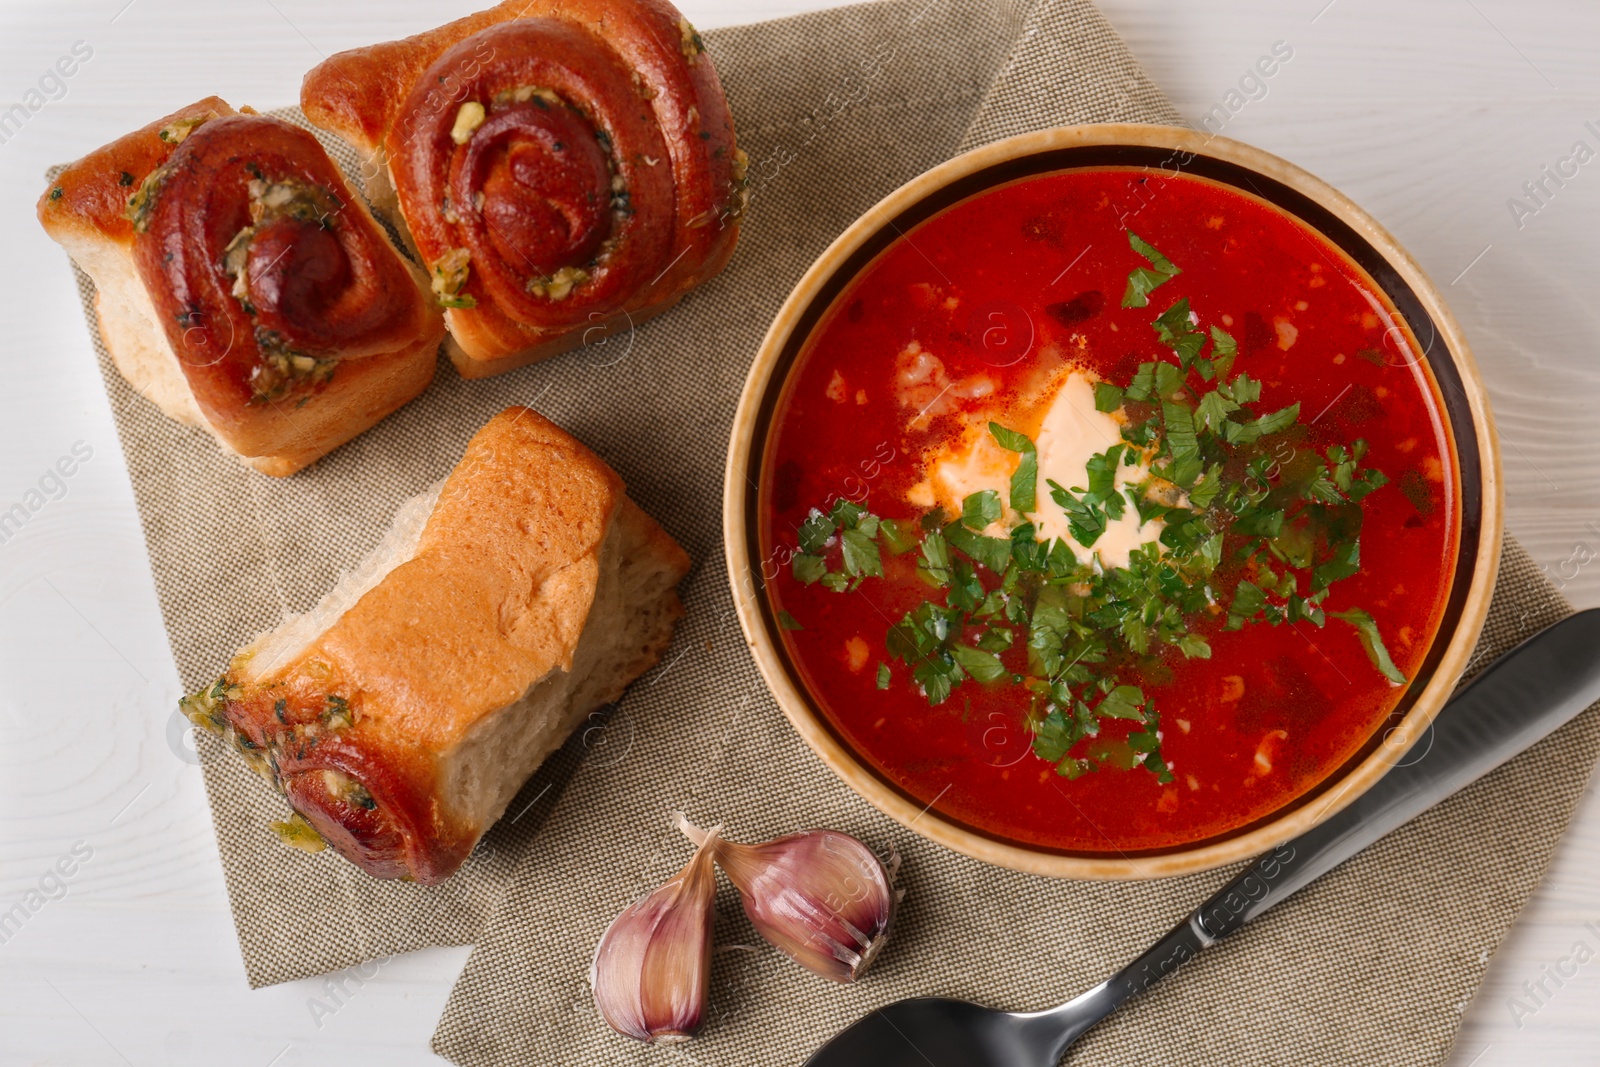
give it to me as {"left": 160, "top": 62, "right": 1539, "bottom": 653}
{"left": 800, "top": 997, "right": 1067, "bottom": 1067}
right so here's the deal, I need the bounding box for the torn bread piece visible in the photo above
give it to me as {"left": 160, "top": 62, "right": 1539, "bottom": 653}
{"left": 182, "top": 406, "right": 690, "bottom": 883}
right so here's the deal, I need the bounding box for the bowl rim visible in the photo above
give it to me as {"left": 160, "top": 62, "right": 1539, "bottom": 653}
{"left": 723, "top": 123, "right": 1504, "bottom": 880}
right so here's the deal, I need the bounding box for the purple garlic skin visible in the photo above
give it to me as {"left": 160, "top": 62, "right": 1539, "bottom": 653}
{"left": 713, "top": 828, "right": 898, "bottom": 983}
{"left": 589, "top": 838, "right": 718, "bottom": 1043}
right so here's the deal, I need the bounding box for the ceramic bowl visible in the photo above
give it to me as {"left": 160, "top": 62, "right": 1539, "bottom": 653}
{"left": 724, "top": 124, "right": 1502, "bottom": 879}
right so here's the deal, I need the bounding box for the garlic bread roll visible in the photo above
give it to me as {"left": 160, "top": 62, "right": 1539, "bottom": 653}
{"left": 38, "top": 98, "right": 443, "bottom": 476}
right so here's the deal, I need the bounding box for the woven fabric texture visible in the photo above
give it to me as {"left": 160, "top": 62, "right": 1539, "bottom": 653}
{"left": 48, "top": 0, "right": 1596, "bottom": 1063}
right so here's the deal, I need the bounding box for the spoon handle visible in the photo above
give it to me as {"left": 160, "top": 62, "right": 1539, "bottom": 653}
{"left": 1037, "top": 607, "right": 1600, "bottom": 1058}
{"left": 1030, "top": 911, "right": 1214, "bottom": 1055}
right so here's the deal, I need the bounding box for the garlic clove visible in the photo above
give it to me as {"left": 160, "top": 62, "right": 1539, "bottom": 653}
{"left": 677, "top": 815, "right": 899, "bottom": 984}
{"left": 589, "top": 834, "right": 719, "bottom": 1043}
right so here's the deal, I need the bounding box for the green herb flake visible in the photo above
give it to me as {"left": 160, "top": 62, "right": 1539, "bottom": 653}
{"left": 880, "top": 518, "right": 919, "bottom": 555}
{"left": 918, "top": 528, "right": 954, "bottom": 588}
{"left": 792, "top": 553, "right": 827, "bottom": 585}
{"left": 797, "top": 510, "right": 835, "bottom": 554}
{"left": 828, "top": 498, "right": 866, "bottom": 529}
{"left": 943, "top": 522, "right": 1012, "bottom": 573}
{"left": 1033, "top": 706, "right": 1078, "bottom": 763}
{"left": 950, "top": 643, "right": 1008, "bottom": 684}
{"left": 1253, "top": 403, "right": 1302, "bottom": 438}
{"left": 989, "top": 423, "right": 1038, "bottom": 513}
{"left": 1093, "top": 382, "right": 1125, "bottom": 413}
{"left": 1196, "top": 389, "right": 1239, "bottom": 434}
{"left": 1161, "top": 402, "right": 1203, "bottom": 488}
{"left": 1332, "top": 608, "right": 1407, "bottom": 684}
{"left": 1208, "top": 325, "right": 1238, "bottom": 380}
{"left": 960, "top": 489, "right": 1003, "bottom": 531}
{"left": 1311, "top": 539, "right": 1360, "bottom": 592}
{"left": 987, "top": 422, "right": 1033, "bottom": 453}
{"left": 1096, "top": 684, "right": 1147, "bottom": 720}
{"left": 1121, "top": 231, "right": 1181, "bottom": 308}
{"left": 1047, "top": 479, "right": 1108, "bottom": 548}
{"left": 839, "top": 527, "right": 883, "bottom": 578}
{"left": 1152, "top": 298, "right": 1206, "bottom": 368}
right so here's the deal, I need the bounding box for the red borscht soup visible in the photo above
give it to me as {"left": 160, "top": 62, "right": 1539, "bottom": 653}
{"left": 759, "top": 167, "right": 1459, "bottom": 854}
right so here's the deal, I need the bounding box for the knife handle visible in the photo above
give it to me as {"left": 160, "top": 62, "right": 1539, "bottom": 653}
{"left": 1038, "top": 609, "right": 1600, "bottom": 1061}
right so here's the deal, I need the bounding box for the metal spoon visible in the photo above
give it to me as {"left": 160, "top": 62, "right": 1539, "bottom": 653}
{"left": 803, "top": 608, "right": 1600, "bottom": 1067}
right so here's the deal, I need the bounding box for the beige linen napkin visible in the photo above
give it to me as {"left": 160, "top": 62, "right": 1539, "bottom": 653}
{"left": 48, "top": 0, "right": 1597, "bottom": 1063}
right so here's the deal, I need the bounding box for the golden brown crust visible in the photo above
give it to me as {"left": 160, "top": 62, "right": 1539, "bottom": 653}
{"left": 38, "top": 97, "right": 236, "bottom": 244}
{"left": 443, "top": 293, "right": 682, "bottom": 379}
{"left": 38, "top": 100, "right": 444, "bottom": 476}
{"left": 301, "top": 12, "right": 505, "bottom": 149}
{"left": 301, "top": 0, "right": 743, "bottom": 376}
{"left": 200, "top": 407, "right": 690, "bottom": 883}
{"left": 318, "top": 409, "right": 621, "bottom": 751}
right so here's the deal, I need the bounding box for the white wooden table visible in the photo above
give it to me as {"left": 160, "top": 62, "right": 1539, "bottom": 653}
{"left": 2, "top": 0, "right": 1595, "bottom": 1062}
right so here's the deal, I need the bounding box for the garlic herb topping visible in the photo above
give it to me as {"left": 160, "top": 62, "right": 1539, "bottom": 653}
{"left": 431, "top": 247, "right": 477, "bottom": 309}
{"left": 268, "top": 812, "right": 326, "bottom": 853}
{"left": 178, "top": 676, "right": 365, "bottom": 857}
{"left": 526, "top": 265, "right": 590, "bottom": 301}
{"left": 450, "top": 101, "right": 487, "bottom": 145}
{"left": 677, "top": 17, "right": 705, "bottom": 64}
{"left": 158, "top": 114, "right": 212, "bottom": 145}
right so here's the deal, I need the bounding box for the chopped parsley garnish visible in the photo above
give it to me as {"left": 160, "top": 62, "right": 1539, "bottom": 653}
{"left": 1330, "top": 608, "right": 1406, "bottom": 684}
{"left": 989, "top": 422, "right": 1037, "bottom": 512}
{"left": 1121, "top": 230, "right": 1180, "bottom": 308}
{"left": 779, "top": 234, "right": 1404, "bottom": 785}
